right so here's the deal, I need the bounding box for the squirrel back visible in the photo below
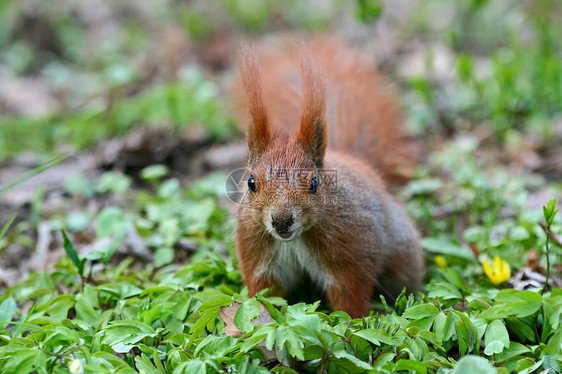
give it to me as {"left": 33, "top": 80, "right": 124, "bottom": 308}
{"left": 232, "top": 37, "right": 418, "bottom": 185}
{"left": 233, "top": 37, "right": 424, "bottom": 318}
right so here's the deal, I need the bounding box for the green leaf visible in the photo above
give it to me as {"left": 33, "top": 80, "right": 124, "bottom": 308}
{"left": 193, "top": 291, "right": 232, "bottom": 307}
{"left": 0, "top": 215, "right": 15, "bottom": 240}
{"left": 190, "top": 306, "right": 221, "bottom": 338}
{"left": 407, "top": 315, "right": 436, "bottom": 330}
{"left": 46, "top": 295, "right": 74, "bottom": 320}
{"left": 396, "top": 359, "right": 428, "bottom": 374}
{"left": 0, "top": 298, "right": 17, "bottom": 329}
{"left": 154, "top": 247, "right": 174, "bottom": 266}
{"left": 547, "top": 330, "right": 562, "bottom": 353}
{"left": 134, "top": 354, "right": 160, "bottom": 374}
{"left": 550, "top": 303, "right": 562, "bottom": 330}
{"left": 173, "top": 359, "right": 206, "bottom": 374}
{"left": 102, "top": 320, "right": 157, "bottom": 351}
{"left": 95, "top": 171, "right": 131, "bottom": 194}
{"left": 485, "top": 319, "right": 510, "bottom": 350}
{"left": 0, "top": 153, "right": 68, "bottom": 196}
{"left": 542, "top": 300, "right": 554, "bottom": 342}
{"left": 453, "top": 355, "right": 497, "bottom": 374}
{"left": 194, "top": 335, "right": 238, "bottom": 357}
{"left": 372, "top": 352, "right": 395, "bottom": 370}
{"left": 495, "top": 290, "right": 542, "bottom": 318}
{"left": 92, "top": 207, "right": 129, "bottom": 262}
{"left": 354, "top": 328, "right": 402, "bottom": 346}
{"left": 270, "top": 366, "right": 299, "bottom": 374}
{"left": 453, "top": 311, "right": 476, "bottom": 356}
{"left": 416, "top": 329, "right": 444, "bottom": 349}
{"left": 543, "top": 355, "right": 561, "bottom": 373}
{"left": 65, "top": 211, "right": 91, "bottom": 233}
{"left": 478, "top": 306, "right": 509, "bottom": 319}
{"left": 332, "top": 350, "right": 374, "bottom": 370}
{"left": 494, "top": 342, "right": 532, "bottom": 362}
{"left": 456, "top": 54, "right": 475, "bottom": 83}
{"left": 505, "top": 316, "right": 536, "bottom": 343}
{"left": 402, "top": 303, "right": 440, "bottom": 319}
{"left": 432, "top": 311, "right": 446, "bottom": 335}
{"left": 43, "top": 325, "right": 81, "bottom": 347}
{"left": 75, "top": 299, "right": 99, "bottom": 326}
{"left": 61, "top": 229, "right": 83, "bottom": 275}
{"left": 543, "top": 199, "right": 558, "bottom": 227}
{"left": 95, "top": 206, "right": 128, "bottom": 238}
{"left": 65, "top": 174, "right": 94, "bottom": 197}
{"left": 434, "top": 310, "right": 456, "bottom": 343}
{"left": 479, "top": 291, "right": 542, "bottom": 320}
{"left": 234, "top": 299, "right": 261, "bottom": 333}
{"left": 276, "top": 325, "right": 304, "bottom": 360}
{"left": 422, "top": 237, "right": 475, "bottom": 259}
{"left": 443, "top": 311, "right": 456, "bottom": 342}
{"left": 546, "top": 199, "right": 556, "bottom": 213}
{"left": 355, "top": 0, "right": 383, "bottom": 24}
{"left": 438, "top": 268, "right": 464, "bottom": 289}
{"left": 288, "top": 307, "right": 322, "bottom": 332}
{"left": 240, "top": 326, "right": 276, "bottom": 353}
{"left": 5, "top": 349, "right": 47, "bottom": 374}
{"left": 484, "top": 340, "right": 505, "bottom": 356}
{"left": 467, "top": 297, "right": 491, "bottom": 311}
{"left": 141, "top": 164, "right": 169, "bottom": 182}
{"left": 472, "top": 317, "right": 488, "bottom": 355}
{"left": 427, "top": 281, "right": 463, "bottom": 300}
{"left": 153, "top": 347, "right": 166, "bottom": 373}
{"left": 516, "top": 358, "right": 543, "bottom": 374}
{"left": 158, "top": 178, "right": 181, "bottom": 198}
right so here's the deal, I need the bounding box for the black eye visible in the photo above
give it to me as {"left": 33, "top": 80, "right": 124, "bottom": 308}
{"left": 308, "top": 176, "right": 318, "bottom": 194}
{"left": 248, "top": 175, "right": 257, "bottom": 193}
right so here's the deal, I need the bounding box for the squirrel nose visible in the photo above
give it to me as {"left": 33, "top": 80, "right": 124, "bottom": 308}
{"left": 271, "top": 214, "right": 294, "bottom": 233}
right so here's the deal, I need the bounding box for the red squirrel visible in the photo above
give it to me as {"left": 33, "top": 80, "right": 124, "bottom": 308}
{"left": 233, "top": 38, "right": 424, "bottom": 318}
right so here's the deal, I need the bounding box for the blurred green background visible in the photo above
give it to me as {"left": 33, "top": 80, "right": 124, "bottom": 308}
{"left": 1, "top": 0, "right": 561, "bottom": 160}
{"left": 2, "top": 0, "right": 562, "bottom": 273}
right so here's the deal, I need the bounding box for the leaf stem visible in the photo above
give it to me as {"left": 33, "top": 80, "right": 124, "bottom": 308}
{"left": 343, "top": 335, "right": 360, "bottom": 359}
{"left": 541, "top": 227, "right": 550, "bottom": 295}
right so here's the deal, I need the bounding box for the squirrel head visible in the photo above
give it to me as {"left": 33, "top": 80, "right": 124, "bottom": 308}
{"left": 238, "top": 44, "right": 328, "bottom": 241}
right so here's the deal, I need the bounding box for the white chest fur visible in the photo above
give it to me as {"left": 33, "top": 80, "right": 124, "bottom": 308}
{"left": 259, "top": 237, "right": 333, "bottom": 292}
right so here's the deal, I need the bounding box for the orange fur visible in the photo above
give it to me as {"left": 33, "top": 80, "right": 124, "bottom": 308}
{"left": 233, "top": 37, "right": 419, "bottom": 185}
{"left": 238, "top": 43, "right": 271, "bottom": 165}
{"left": 233, "top": 37, "right": 424, "bottom": 318}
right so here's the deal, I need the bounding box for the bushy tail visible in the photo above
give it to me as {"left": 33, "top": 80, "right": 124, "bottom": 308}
{"left": 231, "top": 36, "right": 418, "bottom": 185}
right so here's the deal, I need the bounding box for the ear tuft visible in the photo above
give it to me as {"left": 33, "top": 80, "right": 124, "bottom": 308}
{"left": 297, "top": 51, "right": 327, "bottom": 168}
{"left": 238, "top": 43, "right": 270, "bottom": 163}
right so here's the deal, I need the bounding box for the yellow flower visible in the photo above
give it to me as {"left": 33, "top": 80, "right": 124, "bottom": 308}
{"left": 435, "top": 255, "right": 447, "bottom": 269}
{"left": 483, "top": 256, "right": 511, "bottom": 285}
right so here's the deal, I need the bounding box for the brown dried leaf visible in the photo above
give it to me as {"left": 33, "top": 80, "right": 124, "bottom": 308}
{"left": 526, "top": 250, "right": 539, "bottom": 271}
{"left": 220, "top": 302, "right": 243, "bottom": 338}
{"left": 219, "top": 301, "right": 277, "bottom": 362}
{"left": 219, "top": 301, "right": 274, "bottom": 338}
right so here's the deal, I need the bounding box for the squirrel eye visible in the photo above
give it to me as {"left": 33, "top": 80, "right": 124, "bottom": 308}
{"left": 248, "top": 175, "right": 257, "bottom": 193}
{"left": 308, "top": 176, "right": 318, "bottom": 194}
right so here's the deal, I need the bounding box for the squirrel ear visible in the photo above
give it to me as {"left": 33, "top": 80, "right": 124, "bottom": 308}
{"left": 238, "top": 44, "right": 270, "bottom": 164}
{"left": 297, "top": 52, "right": 327, "bottom": 168}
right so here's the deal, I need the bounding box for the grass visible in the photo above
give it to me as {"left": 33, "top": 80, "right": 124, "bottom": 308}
{"left": 0, "top": 167, "right": 560, "bottom": 373}
{"left": 0, "top": 72, "right": 234, "bottom": 159}
{"left": 407, "top": 0, "right": 562, "bottom": 143}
